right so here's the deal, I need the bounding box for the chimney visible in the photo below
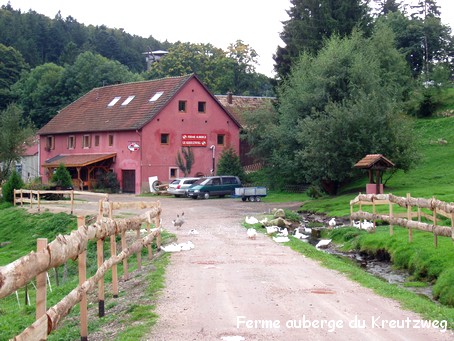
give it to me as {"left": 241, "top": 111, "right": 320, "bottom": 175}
{"left": 227, "top": 91, "right": 233, "bottom": 104}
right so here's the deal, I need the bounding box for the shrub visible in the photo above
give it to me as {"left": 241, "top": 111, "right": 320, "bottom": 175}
{"left": 95, "top": 171, "right": 120, "bottom": 193}
{"left": 216, "top": 146, "right": 246, "bottom": 181}
{"left": 51, "top": 164, "right": 72, "bottom": 188}
{"left": 2, "top": 170, "right": 24, "bottom": 203}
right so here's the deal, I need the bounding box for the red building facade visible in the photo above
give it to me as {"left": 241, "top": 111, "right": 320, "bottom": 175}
{"left": 38, "top": 74, "right": 241, "bottom": 193}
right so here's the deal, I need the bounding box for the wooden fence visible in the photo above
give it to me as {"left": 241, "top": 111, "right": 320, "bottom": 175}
{"left": 350, "top": 193, "right": 454, "bottom": 247}
{"left": 13, "top": 189, "right": 109, "bottom": 214}
{"left": 0, "top": 199, "right": 162, "bottom": 340}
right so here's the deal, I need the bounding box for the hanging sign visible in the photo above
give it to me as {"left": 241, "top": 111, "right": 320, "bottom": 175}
{"left": 128, "top": 142, "right": 140, "bottom": 151}
{"left": 181, "top": 134, "right": 207, "bottom": 147}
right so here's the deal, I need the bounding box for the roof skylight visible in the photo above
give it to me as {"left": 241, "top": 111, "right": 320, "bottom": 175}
{"left": 149, "top": 91, "right": 164, "bottom": 102}
{"left": 121, "top": 95, "right": 135, "bottom": 106}
{"left": 108, "top": 96, "right": 121, "bottom": 107}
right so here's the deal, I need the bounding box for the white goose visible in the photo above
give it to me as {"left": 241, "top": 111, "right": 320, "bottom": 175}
{"left": 245, "top": 216, "right": 259, "bottom": 225}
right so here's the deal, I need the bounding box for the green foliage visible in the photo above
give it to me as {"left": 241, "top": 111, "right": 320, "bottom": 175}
{"left": 175, "top": 147, "right": 194, "bottom": 177}
{"left": 274, "top": 0, "right": 371, "bottom": 79}
{"left": 0, "top": 104, "right": 35, "bottom": 181}
{"left": 216, "top": 146, "right": 245, "bottom": 181}
{"left": 144, "top": 41, "right": 273, "bottom": 96}
{"left": 433, "top": 269, "right": 454, "bottom": 306}
{"left": 51, "top": 163, "right": 72, "bottom": 188}
{"left": 274, "top": 27, "right": 417, "bottom": 194}
{"left": 327, "top": 226, "right": 454, "bottom": 308}
{"left": 94, "top": 171, "right": 120, "bottom": 193}
{"left": 2, "top": 170, "right": 24, "bottom": 203}
{"left": 0, "top": 43, "right": 29, "bottom": 110}
{"left": 12, "top": 63, "right": 66, "bottom": 128}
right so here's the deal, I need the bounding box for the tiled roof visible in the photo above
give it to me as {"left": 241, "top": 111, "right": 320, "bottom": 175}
{"left": 216, "top": 95, "right": 275, "bottom": 126}
{"left": 354, "top": 154, "right": 395, "bottom": 169}
{"left": 43, "top": 153, "right": 116, "bottom": 168}
{"left": 38, "top": 75, "right": 195, "bottom": 135}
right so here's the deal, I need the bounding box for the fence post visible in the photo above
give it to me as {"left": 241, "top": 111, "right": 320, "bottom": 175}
{"left": 37, "top": 191, "right": 41, "bottom": 212}
{"left": 156, "top": 214, "right": 162, "bottom": 250}
{"left": 20, "top": 189, "right": 23, "bottom": 207}
{"left": 389, "top": 197, "right": 393, "bottom": 236}
{"left": 147, "top": 220, "right": 153, "bottom": 260}
{"left": 14, "top": 189, "right": 17, "bottom": 206}
{"left": 36, "top": 238, "right": 48, "bottom": 320}
{"left": 121, "top": 230, "right": 129, "bottom": 280}
{"left": 70, "top": 191, "right": 74, "bottom": 215}
{"left": 96, "top": 200, "right": 105, "bottom": 317}
{"left": 372, "top": 196, "right": 376, "bottom": 232}
{"left": 78, "top": 216, "right": 88, "bottom": 341}
{"left": 109, "top": 201, "right": 119, "bottom": 298}
{"left": 451, "top": 212, "right": 454, "bottom": 243}
{"left": 407, "top": 193, "right": 413, "bottom": 242}
{"left": 433, "top": 201, "right": 438, "bottom": 248}
{"left": 97, "top": 238, "right": 105, "bottom": 317}
{"left": 136, "top": 228, "right": 142, "bottom": 271}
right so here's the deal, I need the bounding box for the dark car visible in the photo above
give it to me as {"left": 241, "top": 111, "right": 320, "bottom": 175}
{"left": 186, "top": 176, "right": 242, "bottom": 199}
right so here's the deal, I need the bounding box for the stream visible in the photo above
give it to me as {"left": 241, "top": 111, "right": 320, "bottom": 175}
{"left": 303, "top": 235, "right": 435, "bottom": 302}
{"left": 296, "top": 213, "right": 435, "bottom": 302}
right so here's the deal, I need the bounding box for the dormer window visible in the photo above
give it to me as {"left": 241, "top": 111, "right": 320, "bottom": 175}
{"left": 121, "top": 95, "right": 135, "bottom": 106}
{"left": 108, "top": 96, "right": 121, "bottom": 107}
{"left": 150, "top": 91, "right": 164, "bottom": 102}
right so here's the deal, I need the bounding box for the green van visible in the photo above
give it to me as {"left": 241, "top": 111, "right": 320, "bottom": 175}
{"left": 186, "top": 176, "right": 242, "bottom": 199}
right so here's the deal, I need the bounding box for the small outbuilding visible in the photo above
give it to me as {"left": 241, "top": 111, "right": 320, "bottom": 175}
{"left": 354, "top": 154, "right": 395, "bottom": 194}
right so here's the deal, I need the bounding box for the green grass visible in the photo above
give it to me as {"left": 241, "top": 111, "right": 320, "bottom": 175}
{"left": 0, "top": 205, "right": 172, "bottom": 340}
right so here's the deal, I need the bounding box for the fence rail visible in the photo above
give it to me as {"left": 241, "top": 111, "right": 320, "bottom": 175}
{"left": 1, "top": 199, "right": 162, "bottom": 340}
{"left": 350, "top": 193, "right": 454, "bottom": 246}
{"left": 14, "top": 189, "right": 108, "bottom": 214}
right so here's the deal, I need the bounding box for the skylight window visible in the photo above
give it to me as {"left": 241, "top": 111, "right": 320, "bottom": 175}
{"left": 121, "top": 95, "right": 135, "bottom": 106}
{"left": 149, "top": 91, "right": 164, "bottom": 102}
{"left": 108, "top": 96, "right": 121, "bottom": 107}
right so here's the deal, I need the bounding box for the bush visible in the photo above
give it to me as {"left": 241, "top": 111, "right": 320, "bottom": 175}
{"left": 51, "top": 164, "right": 72, "bottom": 188}
{"left": 2, "top": 170, "right": 24, "bottom": 203}
{"left": 95, "top": 171, "right": 120, "bottom": 193}
{"left": 216, "top": 146, "right": 246, "bottom": 181}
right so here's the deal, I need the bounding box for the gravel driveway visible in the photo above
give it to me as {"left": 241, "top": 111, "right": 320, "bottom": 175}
{"left": 38, "top": 194, "right": 454, "bottom": 340}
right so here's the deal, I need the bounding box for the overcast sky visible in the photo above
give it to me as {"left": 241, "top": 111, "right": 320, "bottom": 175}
{"left": 4, "top": 0, "right": 454, "bottom": 77}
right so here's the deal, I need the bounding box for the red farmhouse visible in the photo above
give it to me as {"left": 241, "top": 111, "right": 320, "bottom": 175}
{"left": 37, "top": 74, "right": 242, "bottom": 193}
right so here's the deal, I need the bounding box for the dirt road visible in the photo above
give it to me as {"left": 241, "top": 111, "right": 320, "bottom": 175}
{"left": 135, "top": 195, "right": 451, "bottom": 341}
{"left": 42, "top": 194, "right": 453, "bottom": 340}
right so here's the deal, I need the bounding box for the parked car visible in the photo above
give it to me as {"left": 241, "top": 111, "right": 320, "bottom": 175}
{"left": 167, "top": 177, "right": 200, "bottom": 197}
{"left": 186, "top": 176, "right": 242, "bottom": 199}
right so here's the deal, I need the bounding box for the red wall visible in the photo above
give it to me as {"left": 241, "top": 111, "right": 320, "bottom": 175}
{"left": 40, "top": 78, "right": 240, "bottom": 194}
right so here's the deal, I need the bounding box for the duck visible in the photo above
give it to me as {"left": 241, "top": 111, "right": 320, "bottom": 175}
{"left": 172, "top": 212, "right": 185, "bottom": 229}
{"left": 328, "top": 218, "right": 336, "bottom": 229}
{"left": 277, "top": 227, "right": 288, "bottom": 237}
{"left": 293, "top": 229, "right": 309, "bottom": 240}
{"left": 265, "top": 225, "right": 279, "bottom": 234}
{"left": 247, "top": 228, "right": 257, "bottom": 239}
{"left": 179, "top": 241, "right": 195, "bottom": 251}
{"left": 315, "top": 239, "right": 332, "bottom": 249}
{"left": 273, "top": 236, "right": 290, "bottom": 243}
{"left": 245, "top": 216, "right": 259, "bottom": 225}
{"left": 161, "top": 243, "right": 183, "bottom": 252}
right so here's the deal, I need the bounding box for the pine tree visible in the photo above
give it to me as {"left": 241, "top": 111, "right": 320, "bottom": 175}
{"left": 274, "top": 0, "right": 371, "bottom": 79}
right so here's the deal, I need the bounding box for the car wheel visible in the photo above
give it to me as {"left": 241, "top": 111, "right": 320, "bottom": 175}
{"left": 203, "top": 192, "right": 210, "bottom": 200}
{"left": 174, "top": 195, "right": 181, "bottom": 198}
{"left": 250, "top": 196, "right": 256, "bottom": 202}
{"left": 191, "top": 196, "right": 198, "bottom": 200}
{"left": 256, "top": 196, "right": 261, "bottom": 202}
{"left": 241, "top": 197, "right": 247, "bottom": 202}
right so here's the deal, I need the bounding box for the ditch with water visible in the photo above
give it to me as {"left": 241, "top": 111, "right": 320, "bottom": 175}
{"left": 298, "top": 214, "right": 435, "bottom": 302}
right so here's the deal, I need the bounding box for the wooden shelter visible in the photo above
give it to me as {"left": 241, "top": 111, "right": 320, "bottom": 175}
{"left": 354, "top": 154, "right": 395, "bottom": 194}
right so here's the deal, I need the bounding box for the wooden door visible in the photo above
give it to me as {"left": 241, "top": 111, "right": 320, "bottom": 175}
{"left": 122, "top": 170, "right": 136, "bottom": 193}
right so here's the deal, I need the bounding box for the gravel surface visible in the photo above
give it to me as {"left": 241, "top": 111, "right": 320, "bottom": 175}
{"left": 35, "top": 194, "right": 454, "bottom": 340}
